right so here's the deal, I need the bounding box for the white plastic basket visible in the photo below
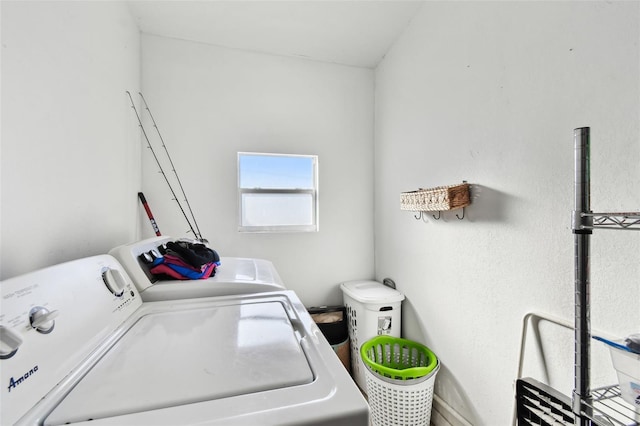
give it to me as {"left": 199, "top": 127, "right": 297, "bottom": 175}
{"left": 341, "top": 280, "right": 404, "bottom": 393}
{"left": 361, "top": 336, "right": 440, "bottom": 426}
{"left": 609, "top": 345, "right": 640, "bottom": 407}
{"left": 365, "top": 362, "right": 439, "bottom": 426}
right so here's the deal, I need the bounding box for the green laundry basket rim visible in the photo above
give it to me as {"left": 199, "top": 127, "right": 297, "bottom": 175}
{"left": 360, "top": 335, "right": 438, "bottom": 380}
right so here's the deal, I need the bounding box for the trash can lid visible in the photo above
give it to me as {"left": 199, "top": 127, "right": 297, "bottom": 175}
{"left": 340, "top": 280, "right": 405, "bottom": 303}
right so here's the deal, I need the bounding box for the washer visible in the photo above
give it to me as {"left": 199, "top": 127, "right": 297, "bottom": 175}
{"left": 0, "top": 255, "right": 369, "bottom": 425}
{"left": 109, "top": 236, "right": 286, "bottom": 301}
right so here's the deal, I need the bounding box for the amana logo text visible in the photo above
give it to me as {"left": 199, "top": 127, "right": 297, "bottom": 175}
{"left": 8, "top": 365, "right": 38, "bottom": 392}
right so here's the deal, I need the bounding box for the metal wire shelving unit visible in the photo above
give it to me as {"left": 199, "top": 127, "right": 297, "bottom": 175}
{"left": 516, "top": 127, "right": 640, "bottom": 426}
{"left": 572, "top": 127, "right": 640, "bottom": 425}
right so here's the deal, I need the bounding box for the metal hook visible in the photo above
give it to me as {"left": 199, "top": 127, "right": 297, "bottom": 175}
{"left": 414, "top": 211, "right": 423, "bottom": 220}
{"left": 456, "top": 207, "right": 465, "bottom": 220}
{"left": 432, "top": 211, "right": 441, "bottom": 220}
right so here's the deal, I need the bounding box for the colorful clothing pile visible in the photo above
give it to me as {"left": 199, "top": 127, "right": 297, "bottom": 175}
{"left": 148, "top": 240, "right": 220, "bottom": 280}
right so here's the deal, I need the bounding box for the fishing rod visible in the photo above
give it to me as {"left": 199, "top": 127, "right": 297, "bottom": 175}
{"left": 138, "top": 92, "right": 203, "bottom": 241}
{"left": 126, "top": 91, "right": 201, "bottom": 240}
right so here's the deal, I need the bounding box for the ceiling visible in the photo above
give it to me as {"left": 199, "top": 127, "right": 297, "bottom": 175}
{"left": 126, "top": 1, "right": 424, "bottom": 68}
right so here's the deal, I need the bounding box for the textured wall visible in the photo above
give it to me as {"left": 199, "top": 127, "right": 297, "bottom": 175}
{"left": 1, "top": 1, "right": 141, "bottom": 279}
{"left": 374, "top": 2, "right": 640, "bottom": 424}
{"left": 139, "top": 34, "right": 375, "bottom": 306}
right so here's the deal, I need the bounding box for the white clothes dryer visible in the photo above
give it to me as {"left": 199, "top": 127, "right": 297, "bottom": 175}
{"left": 0, "top": 255, "right": 369, "bottom": 425}
{"left": 109, "top": 236, "right": 285, "bottom": 301}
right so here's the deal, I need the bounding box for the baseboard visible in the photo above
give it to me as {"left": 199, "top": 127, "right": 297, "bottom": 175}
{"left": 431, "top": 394, "right": 473, "bottom": 426}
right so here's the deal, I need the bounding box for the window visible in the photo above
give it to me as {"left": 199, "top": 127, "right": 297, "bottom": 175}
{"left": 238, "top": 152, "right": 318, "bottom": 232}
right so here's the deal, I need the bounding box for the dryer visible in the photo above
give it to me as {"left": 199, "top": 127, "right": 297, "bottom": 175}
{"left": 0, "top": 255, "right": 369, "bottom": 425}
{"left": 109, "top": 236, "right": 285, "bottom": 301}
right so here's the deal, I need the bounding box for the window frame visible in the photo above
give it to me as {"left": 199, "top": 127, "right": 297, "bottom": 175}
{"left": 237, "top": 152, "right": 319, "bottom": 233}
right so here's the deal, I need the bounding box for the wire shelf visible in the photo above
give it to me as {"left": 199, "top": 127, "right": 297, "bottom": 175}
{"left": 516, "top": 378, "right": 640, "bottom": 426}
{"left": 582, "top": 213, "right": 640, "bottom": 231}
{"left": 590, "top": 384, "right": 640, "bottom": 426}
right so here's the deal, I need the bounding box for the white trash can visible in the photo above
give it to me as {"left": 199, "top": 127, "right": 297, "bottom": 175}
{"left": 340, "top": 280, "right": 404, "bottom": 393}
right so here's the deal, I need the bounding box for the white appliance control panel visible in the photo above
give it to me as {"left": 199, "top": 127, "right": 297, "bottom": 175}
{"left": 0, "top": 255, "right": 141, "bottom": 426}
{"left": 28, "top": 306, "right": 59, "bottom": 333}
{"left": 102, "top": 267, "right": 128, "bottom": 297}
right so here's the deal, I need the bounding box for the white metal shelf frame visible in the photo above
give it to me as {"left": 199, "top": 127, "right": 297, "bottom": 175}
{"left": 514, "top": 312, "right": 639, "bottom": 425}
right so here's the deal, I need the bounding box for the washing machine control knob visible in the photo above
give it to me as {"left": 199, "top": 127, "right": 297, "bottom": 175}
{"left": 29, "top": 306, "right": 59, "bottom": 334}
{"left": 0, "top": 325, "right": 24, "bottom": 359}
{"left": 102, "top": 267, "right": 126, "bottom": 297}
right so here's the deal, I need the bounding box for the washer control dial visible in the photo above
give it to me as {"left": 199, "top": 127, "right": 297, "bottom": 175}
{"left": 102, "top": 267, "right": 126, "bottom": 297}
{"left": 0, "top": 325, "right": 23, "bottom": 359}
{"left": 29, "top": 306, "right": 59, "bottom": 334}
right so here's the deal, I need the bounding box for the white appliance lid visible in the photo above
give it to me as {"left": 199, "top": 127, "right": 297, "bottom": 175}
{"left": 340, "top": 280, "right": 405, "bottom": 303}
{"left": 45, "top": 301, "right": 314, "bottom": 425}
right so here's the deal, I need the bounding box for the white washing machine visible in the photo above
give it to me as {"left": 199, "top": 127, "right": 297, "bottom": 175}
{"left": 0, "top": 255, "right": 369, "bottom": 425}
{"left": 109, "top": 236, "right": 285, "bottom": 301}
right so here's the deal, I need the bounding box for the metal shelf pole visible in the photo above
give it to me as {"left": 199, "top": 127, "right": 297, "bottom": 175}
{"left": 573, "top": 127, "right": 593, "bottom": 425}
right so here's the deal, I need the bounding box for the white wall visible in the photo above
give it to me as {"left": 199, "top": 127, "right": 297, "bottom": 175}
{"left": 4, "top": 3, "right": 637, "bottom": 422}
{"left": 1, "top": 1, "right": 141, "bottom": 279}
{"left": 374, "top": 2, "right": 640, "bottom": 424}
{"left": 139, "top": 34, "right": 375, "bottom": 306}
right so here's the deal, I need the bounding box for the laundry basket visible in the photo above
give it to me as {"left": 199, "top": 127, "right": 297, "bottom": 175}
{"left": 341, "top": 280, "right": 404, "bottom": 393}
{"left": 361, "top": 336, "right": 439, "bottom": 426}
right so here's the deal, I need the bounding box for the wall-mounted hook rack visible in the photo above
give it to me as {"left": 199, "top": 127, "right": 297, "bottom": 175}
{"left": 401, "top": 181, "right": 471, "bottom": 222}
{"left": 413, "top": 208, "right": 465, "bottom": 221}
